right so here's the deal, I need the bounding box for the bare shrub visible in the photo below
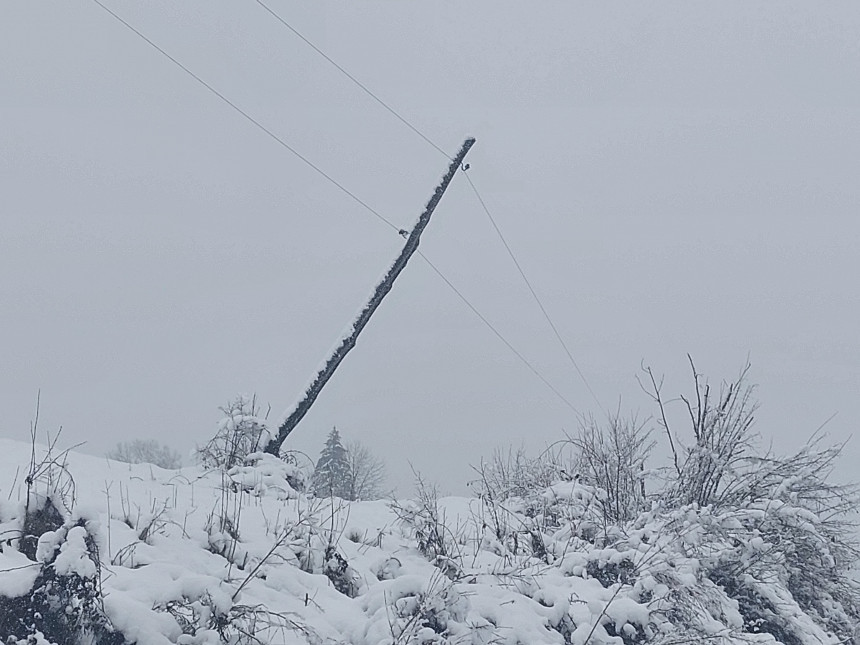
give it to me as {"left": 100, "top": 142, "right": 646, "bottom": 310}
{"left": 470, "top": 359, "right": 860, "bottom": 644}
{"left": 107, "top": 439, "right": 182, "bottom": 469}
{"left": 571, "top": 413, "right": 654, "bottom": 524}
{"left": 470, "top": 444, "right": 575, "bottom": 502}
{"left": 704, "top": 439, "right": 860, "bottom": 643}
{"left": 391, "top": 472, "right": 463, "bottom": 579}
{"left": 642, "top": 357, "right": 757, "bottom": 508}
{"left": 18, "top": 403, "right": 79, "bottom": 558}
{"left": 198, "top": 395, "right": 270, "bottom": 470}
{"left": 344, "top": 439, "right": 387, "bottom": 501}
{"left": 469, "top": 443, "right": 604, "bottom": 562}
{"left": 637, "top": 358, "right": 860, "bottom": 643}
{"left": 205, "top": 469, "right": 247, "bottom": 571}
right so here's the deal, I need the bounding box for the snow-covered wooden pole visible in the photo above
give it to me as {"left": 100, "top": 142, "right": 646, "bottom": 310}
{"left": 265, "top": 137, "right": 476, "bottom": 455}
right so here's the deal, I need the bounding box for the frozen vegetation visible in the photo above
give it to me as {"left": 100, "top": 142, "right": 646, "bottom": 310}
{"left": 2, "top": 369, "right": 860, "bottom": 645}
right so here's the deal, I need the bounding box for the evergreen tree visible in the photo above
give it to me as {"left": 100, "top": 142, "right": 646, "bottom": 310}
{"left": 311, "top": 427, "right": 351, "bottom": 498}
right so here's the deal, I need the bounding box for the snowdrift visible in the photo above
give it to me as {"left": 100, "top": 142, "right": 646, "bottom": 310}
{"left": 1, "top": 437, "right": 857, "bottom": 645}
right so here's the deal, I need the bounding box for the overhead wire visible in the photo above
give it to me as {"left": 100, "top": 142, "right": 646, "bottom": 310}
{"left": 89, "top": 0, "right": 585, "bottom": 416}
{"left": 417, "top": 251, "right": 580, "bottom": 415}
{"left": 252, "top": 0, "right": 602, "bottom": 412}
{"left": 254, "top": 0, "right": 452, "bottom": 161}
{"left": 252, "top": 2, "right": 603, "bottom": 412}
{"left": 90, "top": 0, "right": 400, "bottom": 234}
{"left": 463, "top": 172, "right": 606, "bottom": 415}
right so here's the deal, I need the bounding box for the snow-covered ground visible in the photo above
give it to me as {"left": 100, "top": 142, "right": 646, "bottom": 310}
{"left": 0, "top": 438, "right": 853, "bottom": 645}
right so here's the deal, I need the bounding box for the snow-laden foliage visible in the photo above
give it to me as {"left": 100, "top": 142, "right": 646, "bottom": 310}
{"left": 1, "top": 441, "right": 125, "bottom": 645}
{"left": 107, "top": 440, "right": 183, "bottom": 470}
{"left": 2, "top": 367, "right": 859, "bottom": 645}
{"left": 2, "top": 430, "right": 858, "bottom": 645}
{"left": 310, "top": 428, "right": 351, "bottom": 499}
{"left": 570, "top": 415, "right": 654, "bottom": 525}
{"left": 198, "top": 396, "right": 272, "bottom": 471}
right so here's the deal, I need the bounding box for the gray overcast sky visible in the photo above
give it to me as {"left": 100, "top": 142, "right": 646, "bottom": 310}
{"left": 2, "top": 2, "right": 859, "bottom": 493}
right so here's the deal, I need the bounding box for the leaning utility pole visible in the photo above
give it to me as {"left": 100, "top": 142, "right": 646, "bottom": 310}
{"left": 265, "top": 137, "right": 476, "bottom": 455}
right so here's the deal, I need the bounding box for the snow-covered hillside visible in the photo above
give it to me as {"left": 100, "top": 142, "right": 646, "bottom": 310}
{"left": 1, "top": 434, "right": 858, "bottom": 645}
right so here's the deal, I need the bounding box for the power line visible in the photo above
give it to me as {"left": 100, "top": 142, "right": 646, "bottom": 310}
{"left": 417, "top": 251, "right": 581, "bottom": 415}
{"left": 463, "top": 171, "right": 606, "bottom": 415}
{"left": 250, "top": 1, "right": 602, "bottom": 415}
{"left": 90, "top": 0, "right": 400, "bottom": 234}
{"left": 89, "top": 0, "right": 581, "bottom": 416}
{"left": 254, "top": 0, "right": 452, "bottom": 161}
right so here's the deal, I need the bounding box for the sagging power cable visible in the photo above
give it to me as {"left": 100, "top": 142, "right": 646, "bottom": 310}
{"left": 463, "top": 171, "right": 606, "bottom": 415}
{"left": 255, "top": 0, "right": 452, "bottom": 161}
{"left": 89, "top": 1, "right": 582, "bottom": 416}
{"left": 90, "top": 0, "right": 400, "bottom": 234}
{"left": 253, "top": 2, "right": 603, "bottom": 413}
{"left": 417, "top": 251, "right": 581, "bottom": 415}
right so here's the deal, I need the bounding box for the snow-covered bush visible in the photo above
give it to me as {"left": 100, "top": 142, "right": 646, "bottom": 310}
{"left": 0, "top": 518, "right": 125, "bottom": 645}
{"left": 1, "top": 435, "right": 125, "bottom": 645}
{"left": 322, "top": 545, "right": 361, "bottom": 597}
{"left": 470, "top": 458, "right": 604, "bottom": 566}
{"left": 228, "top": 451, "right": 308, "bottom": 501}
{"left": 633, "top": 360, "right": 860, "bottom": 642}
{"left": 699, "top": 441, "right": 860, "bottom": 644}
{"left": 460, "top": 361, "right": 860, "bottom": 644}
{"left": 470, "top": 444, "right": 575, "bottom": 502}
{"left": 3, "top": 361, "right": 859, "bottom": 645}
{"left": 156, "top": 591, "right": 313, "bottom": 645}
{"left": 198, "top": 396, "right": 271, "bottom": 471}
{"left": 107, "top": 439, "right": 183, "bottom": 469}
{"left": 469, "top": 444, "right": 594, "bottom": 562}
{"left": 360, "top": 570, "right": 471, "bottom": 645}
{"left": 391, "top": 474, "right": 464, "bottom": 580}
{"left": 570, "top": 414, "right": 654, "bottom": 526}
{"left": 642, "top": 358, "right": 758, "bottom": 510}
